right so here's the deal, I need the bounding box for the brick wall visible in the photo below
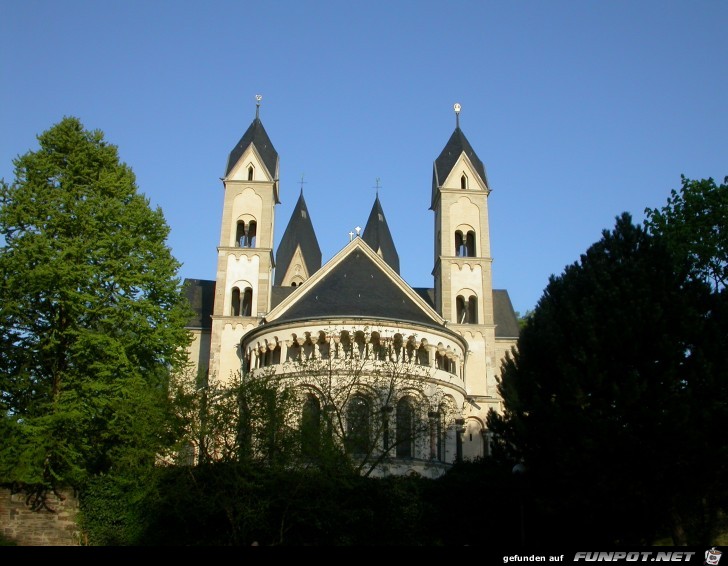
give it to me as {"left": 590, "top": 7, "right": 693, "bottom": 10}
{"left": 0, "top": 487, "right": 80, "bottom": 546}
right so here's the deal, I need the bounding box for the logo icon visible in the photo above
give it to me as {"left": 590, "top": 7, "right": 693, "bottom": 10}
{"left": 705, "top": 548, "right": 722, "bottom": 566}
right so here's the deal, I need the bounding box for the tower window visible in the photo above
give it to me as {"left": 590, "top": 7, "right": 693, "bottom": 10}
{"left": 455, "top": 231, "right": 465, "bottom": 257}
{"left": 457, "top": 294, "right": 478, "bottom": 324}
{"left": 245, "top": 221, "right": 257, "bottom": 248}
{"left": 455, "top": 230, "right": 476, "bottom": 257}
{"left": 461, "top": 174, "right": 468, "bottom": 189}
{"left": 236, "top": 220, "right": 257, "bottom": 248}
{"left": 248, "top": 165, "right": 254, "bottom": 180}
{"left": 468, "top": 295, "right": 478, "bottom": 324}
{"left": 242, "top": 287, "right": 253, "bottom": 316}
{"left": 466, "top": 231, "right": 476, "bottom": 256}
{"left": 231, "top": 287, "right": 241, "bottom": 316}
{"left": 236, "top": 221, "right": 245, "bottom": 248}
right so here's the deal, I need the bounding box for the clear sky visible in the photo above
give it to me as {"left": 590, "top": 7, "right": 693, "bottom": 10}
{"left": 2, "top": 0, "right": 726, "bottom": 316}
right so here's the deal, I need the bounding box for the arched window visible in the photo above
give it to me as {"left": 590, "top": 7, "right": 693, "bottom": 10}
{"left": 247, "top": 165, "right": 254, "bottom": 180}
{"left": 301, "top": 393, "right": 321, "bottom": 458}
{"left": 460, "top": 174, "right": 467, "bottom": 189}
{"left": 354, "top": 331, "right": 367, "bottom": 359}
{"left": 235, "top": 221, "right": 244, "bottom": 248}
{"left": 260, "top": 344, "right": 281, "bottom": 367}
{"left": 457, "top": 295, "right": 467, "bottom": 324}
{"left": 287, "top": 342, "right": 301, "bottom": 362}
{"left": 417, "top": 345, "right": 429, "bottom": 366}
{"left": 346, "top": 395, "right": 370, "bottom": 455}
{"left": 242, "top": 287, "right": 253, "bottom": 316}
{"left": 455, "top": 230, "right": 466, "bottom": 257}
{"left": 396, "top": 397, "right": 415, "bottom": 458}
{"left": 466, "top": 230, "right": 476, "bottom": 256}
{"left": 468, "top": 295, "right": 478, "bottom": 324}
{"left": 457, "top": 294, "right": 477, "bottom": 324}
{"left": 244, "top": 221, "right": 257, "bottom": 248}
{"left": 231, "top": 287, "right": 241, "bottom": 316}
{"left": 436, "top": 407, "right": 447, "bottom": 462}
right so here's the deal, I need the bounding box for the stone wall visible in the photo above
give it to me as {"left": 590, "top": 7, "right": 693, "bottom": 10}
{"left": 0, "top": 487, "right": 80, "bottom": 546}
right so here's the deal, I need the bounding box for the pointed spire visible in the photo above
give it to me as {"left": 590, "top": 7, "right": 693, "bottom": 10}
{"left": 431, "top": 103, "right": 489, "bottom": 208}
{"left": 225, "top": 95, "right": 279, "bottom": 179}
{"left": 362, "top": 194, "right": 400, "bottom": 274}
{"left": 274, "top": 190, "right": 322, "bottom": 286}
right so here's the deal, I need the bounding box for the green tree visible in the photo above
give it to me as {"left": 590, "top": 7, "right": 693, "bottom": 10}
{"left": 645, "top": 175, "right": 728, "bottom": 292}
{"left": 487, "top": 213, "right": 724, "bottom": 545}
{"left": 0, "top": 117, "right": 192, "bottom": 507}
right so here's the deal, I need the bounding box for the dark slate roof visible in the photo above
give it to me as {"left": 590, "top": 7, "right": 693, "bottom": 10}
{"left": 493, "top": 289, "right": 520, "bottom": 338}
{"left": 225, "top": 117, "right": 279, "bottom": 178}
{"left": 274, "top": 190, "right": 322, "bottom": 286}
{"left": 183, "top": 278, "right": 215, "bottom": 329}
{"left": 431, "top": 127, "right": 489, "bottom": 207}
{"left": 272, "top": 246, "right": 437, "bottom": 325}
{"left": 412, "top": 287, "right": 435, "bottom": 309}
{"left": 271, "top": 285, "right": 297, "bottom": 309}
{"left": 362, "top": 195, "right": 400, "bottom": 274}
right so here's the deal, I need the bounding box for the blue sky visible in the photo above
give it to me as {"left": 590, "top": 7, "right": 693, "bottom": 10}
{"left": 2, "top": 0, "right": 726, "bottom": 316}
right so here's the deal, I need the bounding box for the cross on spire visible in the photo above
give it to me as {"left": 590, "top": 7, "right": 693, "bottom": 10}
{"left": 299, "top": 174, "right": 307, "bottom": 193}
{"left": 374, "top": 177, "right": 381, "bottom": 196}
{"left": 255, "top": 94, "right": 262, "bottom": 119}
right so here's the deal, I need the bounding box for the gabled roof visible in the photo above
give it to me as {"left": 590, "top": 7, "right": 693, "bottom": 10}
{"left": 362, "top": 194, "right": 400, "bottom": 274}
{"left": 274, "top": 190, "right": 322, "bottom": 285}
{"left": 266, "top": 238, "right": 444, "bottom": 327}
{"left": 225, "top": 117, "right": 279, "bottom": 178}
{"left": 431, "top": 127, "right": 489, "bottom": 207}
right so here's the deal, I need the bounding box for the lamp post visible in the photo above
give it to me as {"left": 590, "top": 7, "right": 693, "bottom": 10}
{"left": 512, "top": 462, "right": 526, "bottom": 547}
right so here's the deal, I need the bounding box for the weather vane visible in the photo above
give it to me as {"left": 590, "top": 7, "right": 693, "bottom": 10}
{"left": 454, "top": 102, "right": 461, "bottom": 129}
{"left": 255, "top": 94, "right": 262, "bottom": 119}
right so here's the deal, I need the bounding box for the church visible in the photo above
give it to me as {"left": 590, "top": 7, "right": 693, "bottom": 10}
{"left": 183, "top": 99, "right": 520, "bottom": 477}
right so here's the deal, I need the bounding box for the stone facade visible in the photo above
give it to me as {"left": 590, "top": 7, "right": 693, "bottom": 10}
{"left": 0, "top": 488, "right": 80, "bottom": 546}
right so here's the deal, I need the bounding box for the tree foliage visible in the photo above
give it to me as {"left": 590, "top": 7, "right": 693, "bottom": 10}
{"left": 0, "top": 117, "right": 192, "bottom": 505}
{"left": 645, "top": 175, "right": 728, "bottom": 292}
{"left": 487, "top": 212, "right": 727, "bottom": 545}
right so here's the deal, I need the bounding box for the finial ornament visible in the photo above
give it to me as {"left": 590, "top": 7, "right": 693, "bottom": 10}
{"left": 355, "top": 226, "right": 361, "bottom": 237}
{"left": 255, "top": 94, "right": 262, "bottom": 119}
{"left": 454, "top": 102, "right": 461, "bottom": 129}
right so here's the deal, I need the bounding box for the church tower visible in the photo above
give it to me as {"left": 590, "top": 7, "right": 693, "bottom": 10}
{"left": 431, "top": 103, "right": 498, "bottom": 401}
{"left": 208, "top": 96, "right": 279, "bottom": 384}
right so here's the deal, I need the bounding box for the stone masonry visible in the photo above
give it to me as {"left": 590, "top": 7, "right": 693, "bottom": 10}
{"left": 0, "top": 487, "right": 80, "bottom": 546}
